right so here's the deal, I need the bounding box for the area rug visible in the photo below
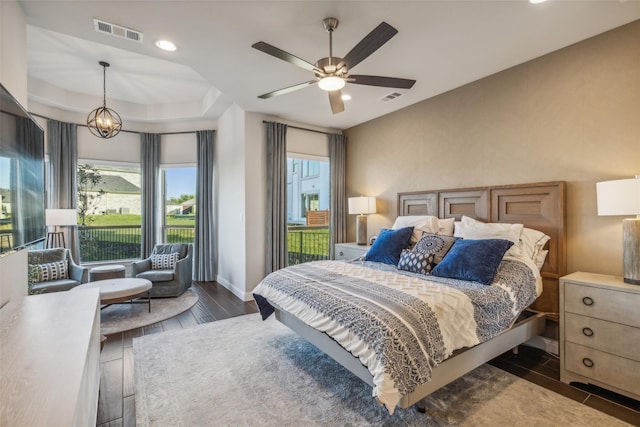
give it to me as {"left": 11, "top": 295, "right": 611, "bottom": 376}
{"left": 133, "top": 314, "right": 628, "bottom": 427}
{"left": 101, "top": 289, "right": 198, "bottom": 335}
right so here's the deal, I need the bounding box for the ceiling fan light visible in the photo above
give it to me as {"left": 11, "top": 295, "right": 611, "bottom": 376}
{"left": 318, "top": 76, "right": 345, "bottom": 91}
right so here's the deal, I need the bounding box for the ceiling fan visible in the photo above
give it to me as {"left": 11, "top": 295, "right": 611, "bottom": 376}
{"left": 252, "top": 17, "right": 416, "bottom": 114}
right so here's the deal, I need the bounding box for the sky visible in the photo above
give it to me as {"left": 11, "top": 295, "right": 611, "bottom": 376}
{"left": 165, "top": 167, "right": 196, "bottom": 199}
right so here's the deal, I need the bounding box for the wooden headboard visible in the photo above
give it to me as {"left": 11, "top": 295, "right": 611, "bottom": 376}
{"left": 398, "top": 181, "right": 566, "bottom": 319}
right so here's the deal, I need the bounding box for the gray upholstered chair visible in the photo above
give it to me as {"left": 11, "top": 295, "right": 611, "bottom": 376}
{"left": 131, "top": 243, "right": 193, "bottom": 297}
{"left": 28, "top": 248, "right": 88, "bottom": 294}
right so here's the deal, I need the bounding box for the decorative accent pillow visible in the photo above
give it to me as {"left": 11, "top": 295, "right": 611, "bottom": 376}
{"left": 35, "top": 260, "right": 69, "bottom": 283}
{"left": 397, "top": 232, "right": 457, "bottom": 275}
{"left": 391, "top": 216, "right": 439, "bottom": 244}
{"left": 151, "top": 252, "right": 179, "bottom": 270}
{"left": 432, "top": 239, "right": 514, "bottom": 285}
{"left": 414, "top": 232, "right": 457, "bottom": 264}
{"left": 454, "top": 216, "right": 523, "bottom": 257}
{"left": 398, "top": 249, "right": 436, "bottom": 275}
{"left": 364, "top": 227, "right": 414, "bottom": 266}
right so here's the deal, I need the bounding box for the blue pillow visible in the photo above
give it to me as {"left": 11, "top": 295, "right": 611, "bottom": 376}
{"left": 431, "top": 239, "right": 513, "bottom": 285}
{"left": 364, "top": 227, "right": 414, "bottom": 265}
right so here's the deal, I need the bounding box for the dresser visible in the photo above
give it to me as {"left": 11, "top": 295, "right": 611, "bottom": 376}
{"left": 335, "top": 242, "right": 370, "bottom": 260}
{"left": 0, "top": 289, "right": 101, "bottom": 426}
{"left": 559, "top": 272, "right": 640, "bottom": 401}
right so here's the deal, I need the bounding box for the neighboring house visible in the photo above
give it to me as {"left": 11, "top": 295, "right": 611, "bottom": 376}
{"left": 86, "top": 169, "right": 142, "bottom": 216}
{"left": 287, "top": 158, "right": 330, "bottom": 225}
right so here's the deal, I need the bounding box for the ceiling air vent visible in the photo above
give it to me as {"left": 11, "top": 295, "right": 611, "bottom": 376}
{"left": 380, "top": 92, "right": 403, "bottom": 102}
{"left": 93, "top": 19, "right": 143, "bottom": 43}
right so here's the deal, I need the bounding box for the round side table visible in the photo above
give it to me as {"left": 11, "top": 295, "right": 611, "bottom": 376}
{"left": 89, "top": 265, "right": 126, "bottom": 282}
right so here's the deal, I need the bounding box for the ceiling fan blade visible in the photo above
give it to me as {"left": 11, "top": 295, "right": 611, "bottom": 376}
{"left": 328, "top": 90, "right": 344, "bottom": 114}
{"left": 338, "top": 22, "right": 398, "bottom": 71}
{"left": 258, "top": 80, "right": 318, "bottom": 99}
{"left": 252, "top": 41, "right": 323, "bottom": 74}
{"left": 349, "top": 75, "right": 416, "bottom": 89}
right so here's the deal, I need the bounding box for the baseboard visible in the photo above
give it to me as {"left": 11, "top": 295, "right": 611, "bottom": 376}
{"left": 215, "top": 275, "right": 254, "bottom": 302}
{"left": 524, "top": 336, "right": 559, "bottom": 356}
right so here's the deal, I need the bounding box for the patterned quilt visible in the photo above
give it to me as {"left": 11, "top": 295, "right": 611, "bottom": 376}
{"left": 253, "top": 258, "right": 540, "bottom": 413}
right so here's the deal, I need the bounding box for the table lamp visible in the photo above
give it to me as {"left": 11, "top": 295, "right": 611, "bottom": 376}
{"left": 45, "top": 208, "right": 77, "bottom": 248}
{"left": 596, "top": 176, "right": 640, "bottom": 285}
{"left": 348, "top": 196, "right": 376, "bottom": 245}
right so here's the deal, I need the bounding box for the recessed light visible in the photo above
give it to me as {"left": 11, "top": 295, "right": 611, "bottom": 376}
{"left": 529, "top": 0, "right": 548, "bottom": 3}
{"left": 341, "top": 94, "right": 352, "bottom": 101}
{"left": 155, "top": 40, "right": 177, "bottom": 51}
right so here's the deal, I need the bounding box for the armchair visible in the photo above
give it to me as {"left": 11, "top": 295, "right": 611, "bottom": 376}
{"left": 28, "top": 248, "right": 88, "bottom": 294}
{"left": 131, "top": 243, "right": 193, "bottom": 297}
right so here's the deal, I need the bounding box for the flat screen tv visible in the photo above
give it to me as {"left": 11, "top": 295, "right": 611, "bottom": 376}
{"left": 0, "top": 83, "right": 45, "bottom": 254}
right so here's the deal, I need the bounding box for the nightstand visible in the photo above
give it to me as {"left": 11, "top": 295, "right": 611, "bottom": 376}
{"left": 334, "top": 242, "right": 370, "bottom": 260}
{"left": 559, "top": 272, "right": 640, "bottom": 401}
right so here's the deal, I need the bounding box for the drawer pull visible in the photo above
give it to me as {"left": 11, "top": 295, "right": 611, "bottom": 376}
{"left": 582, "top": 296, "right": 594, "bottom": 306}
{"left": 339, "top": 251, "right": 344, "bottom": 256}
{"left": 582, "top": 358, "right": 594, "bottom": 368}
{"left": 582, "top": 327, "right": 594, "bottom": 337}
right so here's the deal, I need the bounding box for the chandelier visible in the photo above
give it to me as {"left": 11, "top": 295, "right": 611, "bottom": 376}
{"left": 87, "top": 61, "right": 122, "bottom": 139}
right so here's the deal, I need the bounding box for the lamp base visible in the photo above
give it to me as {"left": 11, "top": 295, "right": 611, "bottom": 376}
{"left": 623, "top": 218, "right": 640, "bottom": 285}
{"left": 356, "top": 215, "right": 367, "bottom": 245}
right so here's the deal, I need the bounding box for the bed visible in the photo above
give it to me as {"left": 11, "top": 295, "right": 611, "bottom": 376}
{"left": 253, "top": 181, "right": 566, "bottom": 414}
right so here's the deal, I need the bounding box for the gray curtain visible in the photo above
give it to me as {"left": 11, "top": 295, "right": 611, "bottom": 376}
{"left": 47, "top": 120, "right": 79, "bottom": 262}
{"left": 194, "top": 130, "right": 216, "bottom": 281}
{"left": 328, "top": 133, "right": 347, "bottom": 259}
{"left": 140, "top": 133, "right": 161, "bottom": 258}
{"left": 266, "top": 121, "right": 288, "bottom": 274}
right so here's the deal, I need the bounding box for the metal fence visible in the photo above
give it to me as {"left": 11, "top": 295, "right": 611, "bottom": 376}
{"left": 77, "top": 224, "right": 327, "bottom": 264}
{"left": 287, "top": 226, "right": 330, "bottom": 266}
{"left": 78, "top": 225, "right": 195, "bottom": 262}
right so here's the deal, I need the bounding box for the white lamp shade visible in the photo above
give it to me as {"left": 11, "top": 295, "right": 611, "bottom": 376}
{"left": 596, "top": 178, "right": 640, "bottom": 216}
{"left": 348, "top": 196, "right": 377, "bottom": 215}
{"left": 45, "top": 209, "right": 77, "bottom": 226}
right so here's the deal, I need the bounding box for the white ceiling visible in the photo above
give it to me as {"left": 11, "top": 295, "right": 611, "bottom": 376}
{"left": 20, "top": 0, "right": 640, "bottom": 130}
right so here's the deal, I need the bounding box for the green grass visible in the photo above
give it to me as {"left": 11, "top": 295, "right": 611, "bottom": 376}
{"left": 83, "top": 213, "right": 195, "bottom": 226}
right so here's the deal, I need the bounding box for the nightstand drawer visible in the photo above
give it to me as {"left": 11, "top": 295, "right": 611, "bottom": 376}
{"left": 565, "top": 342, "right": 640, "bottom": 396}
{"left": 564, "top": 282, "right": 640, "bottom": 327}
{"left": 335, "top": 243, "right": 369, "bottom": 260}
{"left": 564, "top": 313, "right": 640, "bottom": 361}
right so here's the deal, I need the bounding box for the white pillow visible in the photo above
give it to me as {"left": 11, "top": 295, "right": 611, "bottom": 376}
{"left": 455, "top": 216, "right": 524, "bottom": 257}
{"left": 519, "top": 227, "right": 551, "bottom": 261}
{"left": 534, "top": 249, "right": 549, "bottom": 270}
{"left": 437, "top": 218, "right": 455, "bottom": 236}
{"left": 392, "top": 215, "right": 439, "bottom": 244}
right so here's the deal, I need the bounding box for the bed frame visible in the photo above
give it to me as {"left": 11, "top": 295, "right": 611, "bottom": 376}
{"left": 273, "top": 181, "right": 566, "bottom": 410}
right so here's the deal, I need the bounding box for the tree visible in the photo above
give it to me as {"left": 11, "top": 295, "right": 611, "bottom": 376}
{"left": 168, "top": 194, "right": 195, "bottom": 205}
{"left": 77, "top": 164, "right": 105, "bottom": 226}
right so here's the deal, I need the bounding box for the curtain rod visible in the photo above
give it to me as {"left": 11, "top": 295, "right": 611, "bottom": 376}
{"left": 30, "top": 112, "right": 204, "bottom": 136}
{"left": 262, "top": 120, "right": 342, "bottom": 136}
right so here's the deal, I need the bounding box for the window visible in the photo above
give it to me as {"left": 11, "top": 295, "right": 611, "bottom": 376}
{"left": 163, "top": 166, "right": 196, "bottom": 244}
{"left": 76, "top": 162, "right": 141, "bottom": 262}
{"left": 287, "top": 155, "right": 330, "bottom": 265}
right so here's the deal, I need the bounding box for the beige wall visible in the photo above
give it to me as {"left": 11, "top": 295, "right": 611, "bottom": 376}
{"left": 345, "top": 20, "right": 640, "bottom": 279}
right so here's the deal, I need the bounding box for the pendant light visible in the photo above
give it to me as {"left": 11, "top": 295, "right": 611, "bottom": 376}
{"left": 87, "top": 61, "right": 122, "bottom": 139}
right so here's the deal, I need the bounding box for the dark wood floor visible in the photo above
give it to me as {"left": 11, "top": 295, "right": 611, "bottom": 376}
{"left": 97, "top": 282, "right": 640, "bottom": 426}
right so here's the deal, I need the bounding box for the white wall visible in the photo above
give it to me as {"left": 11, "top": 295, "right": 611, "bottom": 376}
{"left": 0, "top": 0, "right": 27, "bottom": 106}
{"left": 215, "top": 104, "right": 247, "bottom": 298}
{"left": 0, "top": 0, "right": 29, "bottom": 305}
